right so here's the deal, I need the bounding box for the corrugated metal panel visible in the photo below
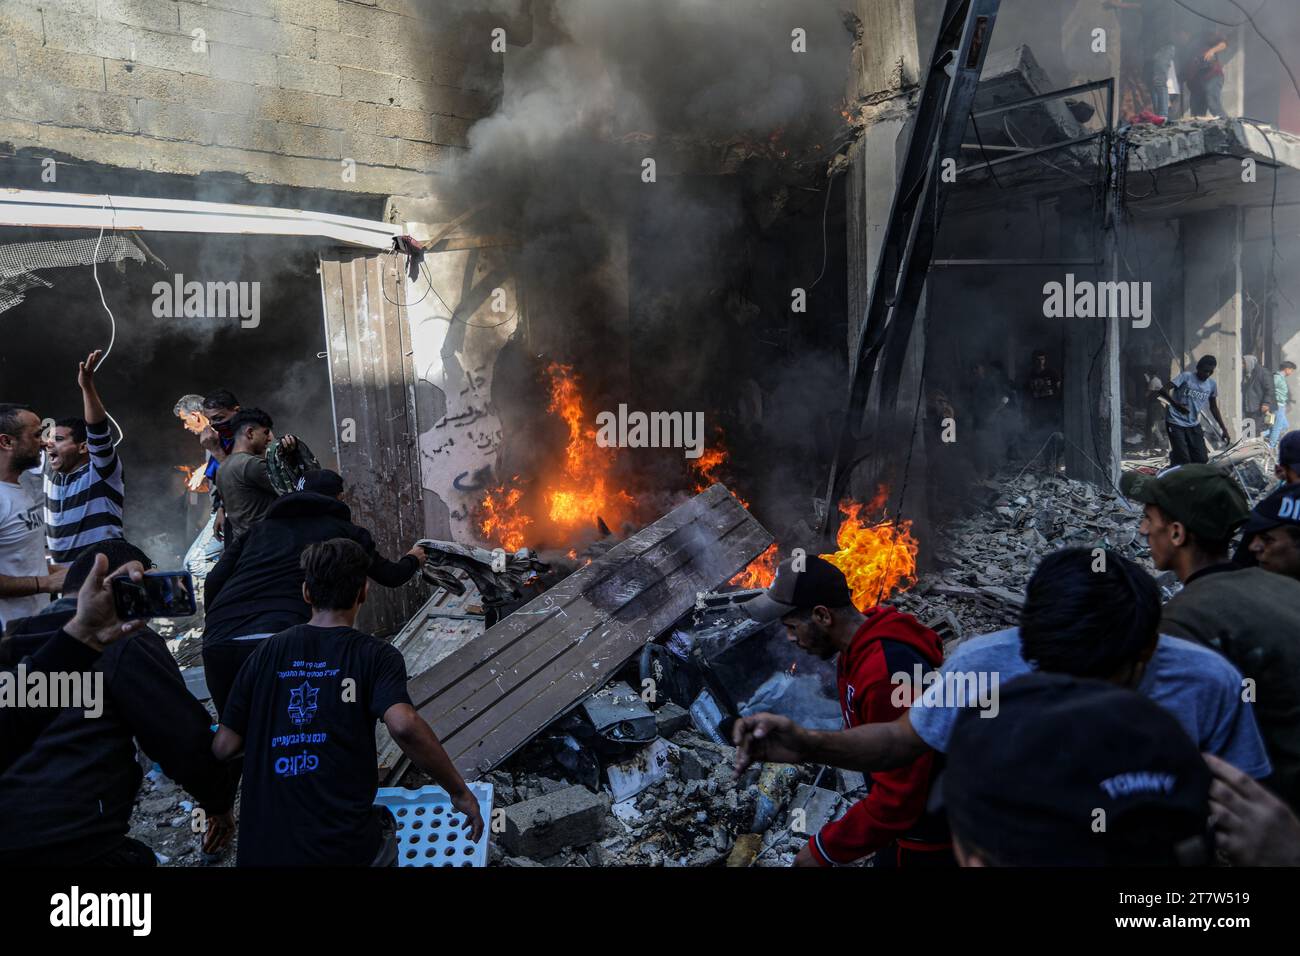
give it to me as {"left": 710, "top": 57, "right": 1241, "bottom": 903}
{"left": 319, "top": 249, "right": 427, "bottom": 636}
{"left": 405, "top": 484, "right": 774, "bottom": 779}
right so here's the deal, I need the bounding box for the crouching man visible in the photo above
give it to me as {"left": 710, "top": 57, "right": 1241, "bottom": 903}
{"left": 213, "top": 538, "right": 483, "bottom": 866}
{"left": 743, "top": 556, "right": 951, "bottom": 867}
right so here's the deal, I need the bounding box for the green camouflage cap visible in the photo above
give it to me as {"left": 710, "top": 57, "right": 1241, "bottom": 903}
{"left": 1120, "top": 464, "right": 1249, "bottom": 541}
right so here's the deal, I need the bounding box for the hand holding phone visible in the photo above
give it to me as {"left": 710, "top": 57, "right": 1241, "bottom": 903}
{"left": 111, "top": 570, "right": 198, "bottom": 621}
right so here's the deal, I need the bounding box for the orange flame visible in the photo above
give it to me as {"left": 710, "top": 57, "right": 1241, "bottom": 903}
{"left": 821, "top": 496, "right": 918, "bottom": 611}
{"left": 480, "top": 482, "right": 531, "bottom": 553}
{"left": 176, "top": 409, "right": 209, "bottom": 435}
{"left": 544, "top": 363, "right": 633, "bottom": 526}
{"left": 724, "top": 488, "right": 918, "bottom": 606}
{"left": 729, "top": 542, "right": 778, "bottom": 588}
{"left": 690, "top": 432, "right": 750, "bottom": 508}
{"left": 176, "top": 464, "right": 209, "bottom": 494}
{"left": 475, "top": 364, "right": 634, "bottom": 550}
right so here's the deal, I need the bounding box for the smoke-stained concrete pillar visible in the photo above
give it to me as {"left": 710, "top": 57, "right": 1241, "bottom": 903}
{"left": 841, "top": 0, "right": 928, "bottom": 536}
{"left": 1181, "top": 206, "right": 1244, "bottom": 430}
{"left": 1058, "top": 194, "right": 1121, "bottom": 487}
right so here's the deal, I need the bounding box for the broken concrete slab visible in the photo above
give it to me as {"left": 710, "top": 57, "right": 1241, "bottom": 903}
{"left": 653, "top": 701, "right": 691, "bottom": 738}
{"left": 789, "top": 784, "right": 842, "bottom": 837}
{"left": 501, "top": 785, "right": 609, "bottom": 858}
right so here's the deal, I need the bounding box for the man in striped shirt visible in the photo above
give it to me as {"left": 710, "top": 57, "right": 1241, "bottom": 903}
{"left": 44, "top": 350, "right": 124, "bottom": 564}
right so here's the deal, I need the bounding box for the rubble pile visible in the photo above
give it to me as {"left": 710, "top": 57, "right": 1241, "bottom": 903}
{"left": 398, "top": 711, "right": 862, "bottom": 868}
{"left": 893, "top": 469, "right": 1151, "bottom": 640}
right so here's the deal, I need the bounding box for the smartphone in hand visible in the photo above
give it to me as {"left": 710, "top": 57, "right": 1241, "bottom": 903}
{"left": 111, "top": 571, "right": 198, "bottom": 621}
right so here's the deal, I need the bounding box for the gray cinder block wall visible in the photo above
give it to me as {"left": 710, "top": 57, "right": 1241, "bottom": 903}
{"left": 0, "top": 0, "right": 504, "bottom": 200}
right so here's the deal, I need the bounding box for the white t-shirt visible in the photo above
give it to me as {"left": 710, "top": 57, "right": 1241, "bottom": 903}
{"left": 0, "top": 479, "right": 48, "bottom": 630}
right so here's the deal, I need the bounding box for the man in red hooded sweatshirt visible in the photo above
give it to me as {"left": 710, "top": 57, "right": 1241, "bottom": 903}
{"left": 743, "top": 555, "right": 952, "bottom": 867}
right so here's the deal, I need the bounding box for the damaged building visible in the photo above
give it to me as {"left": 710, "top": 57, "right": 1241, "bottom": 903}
{"left": 3, "top": 0, "right": 1300, "bottom": 871}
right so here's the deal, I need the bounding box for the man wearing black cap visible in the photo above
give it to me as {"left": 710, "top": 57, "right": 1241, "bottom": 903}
{"left": 1122, "top": 464, "right": 1300, "bottom": 811}
{"left": 942, "top": 673, "right": 1212, "bottom": 866}
{"left": 743, "top": 555, "right": 951, "bottom": 867}
{"left": 200, "top": 469, "right": 427, "bottom": 719}
{"left": 1243, "top": 484, "right": 1300, "bottom": 584}
{"left": 1157, "top": 355, "right": 1231, "bottom": 465}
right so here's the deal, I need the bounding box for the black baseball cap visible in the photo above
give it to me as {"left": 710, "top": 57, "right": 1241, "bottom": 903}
{"left": 939, "top": 673, "right": 1211, "bottom": 866}
{"left": 1241, "top": 483, "right": 1300, "bottom": 535}
{"left": 298, "top": 469, "right": 344, "bottom": 497}
{"left": 1120, "top": 464, "right": 1249, "bottom": 541}
{"left": 742, "top": 554, "right": 853, "bottom": 623}
{"left": 1279, "top": 432, "right": 1300, "bottom": 469}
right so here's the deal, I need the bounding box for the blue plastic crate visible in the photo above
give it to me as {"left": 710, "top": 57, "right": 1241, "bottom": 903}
{"left": 375, "top": 782, "right": 494, "bottom": 868}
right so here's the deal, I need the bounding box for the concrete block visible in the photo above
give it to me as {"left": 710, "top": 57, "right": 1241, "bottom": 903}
{"left": 836, "top": 769, "right": 867, "bottom": 793}
{"left": 316, "top": 29, "right": 405, "bottom": 75}
{"left": 136, "top": 98, "right": 213, "bottom": 143}
{"left": 501, "top": 785, "right": 608, "bottom": 859}
{"left": 279, "top": 0, "right": 340, "bottom": 32}
{"left": 201, "top": 0, "right": 277, "bottom": 17}
{"left": 182, "top": 73, "right": 256, "bottom": 114}
{"left": 0, "top": 81, "right": 136, "bottom": 134}
{"left": 0, "top": 5, "right": 44, "bottom": 44}
{"left": 14, "top": 42, "right": 106, "bottom": 92}
{"left": 253, "top": 87, "right": 344, "bottom": 127}
{"left": 214, "top": 115, "right": 341, "bottom": 157}
{"left": 276, "top": 55, "right": 341, "bottom": 96}
{"left": 339, "top": 66, "right": 401, "bottom": 106}
{"left": 789, "top": 784, "right": 842, "bottom": 837}
{"left": 348, "top": 99, "right": 429, "bottom": 141}
{"left": 94, "top": 21, "right": 211, "bottom": 76}
{"left": 105, "top": 59, "right": 185, "bottom": 100}
{"left": 430, "top": 113, "right": 471, "bottom": 148}
{"left": 395, "top": 138, "right": 449, "bottom": 171}
{"left": 677, "top": 747, "right": 708, "bottom": 782}
{"left": 179, "top": 4, "right": 316, "bottom": 58}
{"left": 209, "top": 41, "right": 278, "bottom": 87}
{"left": 0, "top": 116, "right": 42, "bottom": 148}
{"left": 0, "top": 40, "right": 18, "bottom": 80}
{"left": 654, "top": 701, "right": 691, "bottom": 738}
{"left": 98, "top": 0, "right": 183, "bottom": 32}
{"left": 340, "top": 129, "right": 400, "bottom": 167}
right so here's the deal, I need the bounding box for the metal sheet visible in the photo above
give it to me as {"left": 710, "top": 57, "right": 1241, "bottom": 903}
{"left": 405, "top": 484, "right": 773, "bottom": 780}
{"left": 319, "top": 249, "right": 428, "bottom": 635}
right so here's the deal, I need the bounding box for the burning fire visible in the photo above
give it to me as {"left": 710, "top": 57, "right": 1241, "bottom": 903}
{"left": 479, "top": 481, "right": 532, "bottom": 553}
{"left": 725, "top": 487, "right": 918, "bottom": 608}
{"left": 729, "top": 542, "right": 778, "bottom": 588}
{"left": 689, "top": 432, "right": 751, "bottom": 508}
{"left": 822, "top": 497, "right": 918, "bottom": 610}
{"left": 476, "top": 364, "right": 634, "bottom": 551}
{"left": 176, "top": 464, "right": 209, "bottom": 494}
{"left": 544, "top": 363, "right": 633, "bottom": 526}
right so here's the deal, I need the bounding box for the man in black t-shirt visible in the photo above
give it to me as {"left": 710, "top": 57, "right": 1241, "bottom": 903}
{"left": 213, "top": 538, "right": 482, "bottom": 866}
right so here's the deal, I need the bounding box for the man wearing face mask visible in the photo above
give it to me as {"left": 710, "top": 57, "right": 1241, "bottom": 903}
{"left": 742, "top": 556, "right": 951, "bottom": 867}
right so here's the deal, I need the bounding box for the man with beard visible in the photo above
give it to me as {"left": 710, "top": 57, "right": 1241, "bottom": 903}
{"left": 0, "top": 403, "right": 65, "bottom": 632}
{"left": 742, "top": 556, "right": 951, "bottom": 867}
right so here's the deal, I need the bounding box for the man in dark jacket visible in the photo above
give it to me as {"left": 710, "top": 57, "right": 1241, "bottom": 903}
{"left": 0, "top": 547, "right": 150, "bottom": 774}
{"left": 0, "top": 540, "right": 235, "bottom": 865}
{"left": 200, "top": 469, "right": 426, "bottom": 718}
{"left": 743, "top": 556, "right": 951, "bottom": 867}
